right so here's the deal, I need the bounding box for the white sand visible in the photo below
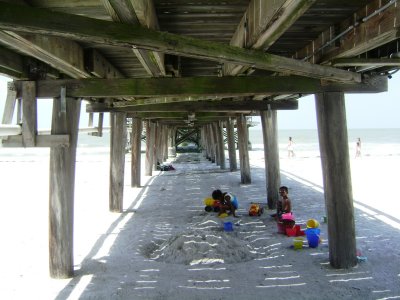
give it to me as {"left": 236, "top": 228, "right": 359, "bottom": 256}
{"left": 0, "top": 149, "right": 400, "bottom": 299}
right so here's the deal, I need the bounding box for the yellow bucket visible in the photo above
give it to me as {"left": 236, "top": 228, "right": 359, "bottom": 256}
{"left": 306, "top": 219, "right": 319, "bottom": 228}
{"left": 293, "top": 237, "right": 304, "bottom": 250}
{"left": 204, "top": 197, "right": 214, "bottom": 206}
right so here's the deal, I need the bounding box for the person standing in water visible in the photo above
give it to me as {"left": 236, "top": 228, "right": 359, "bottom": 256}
{"left": 287, "top": 137, "right": 295, "bottom": 158}
{"left": 355, "top": 138, "right": 362, "bottom": 158}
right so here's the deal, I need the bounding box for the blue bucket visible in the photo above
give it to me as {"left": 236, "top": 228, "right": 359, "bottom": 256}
{"left": 224, "top": 222, "right": 233, "bottom": 232}
{"left": 305, "top": 228, "right": 320, "bottom": 248}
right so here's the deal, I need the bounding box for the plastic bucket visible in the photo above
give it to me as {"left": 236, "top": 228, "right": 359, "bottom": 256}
{"left": 224, "top": 222, "right": 233, "bottom": 232}
{"left": 306, "top": 219, "right": 319, "bottom": 228}
{"left": 305, "top": 228, "right": 320, "bottom": 248}
{"left": 286, "top": 226, "right": 297, "bottom": 237}
{"left": 293, "top": 237, "right": 303, "bottom": 250}
{"left": 277, "top": 222, "right": 286, "bottom": 234}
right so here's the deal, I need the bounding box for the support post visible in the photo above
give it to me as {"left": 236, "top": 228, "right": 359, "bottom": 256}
{"left": 315, "top": 92, "right": 357, "bottom": 269}
{"left": 21, "top": 81, "right": 37, "bottom": 146}
{"left": 109, "top": 112, "right": 126, "bottom": 213}
{"left": 217, "top": 121, "right": 226, "bottom": 169}
{"left": 236, "top": 115, "right": 251, "bottom": 184}
{"left": 2, "top": 81, "right": 17, "bottom": 124}
{"left": 260, "top": 109, "right": 280, "bottom": 209}
{"left": 49, "top": 96, "right": 80, "bottom": 278}
{"left": 226, "top": 117, "right": 237, "bottom": 171}
{"left": 168, "top": 126, "right": 176, "bottom": 158}
{"left": 131, "top": 118, "right": 142, "bottom": 187}
{"left": 145, "top": 120, "right": 154, "bottom": 176}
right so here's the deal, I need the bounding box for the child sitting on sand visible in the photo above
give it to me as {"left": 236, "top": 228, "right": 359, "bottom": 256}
{"left": 212, "top": 189, "right": 239, "bottom": 218}
{"left": 271, "top": 186, "right": 293, "bottom": 222}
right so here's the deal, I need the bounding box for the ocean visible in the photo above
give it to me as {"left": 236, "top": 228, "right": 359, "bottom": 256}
{"left": 249, "top": 128, "right": 400, "bottom": 158}
{"left": 0, "top": 128, "right": 399, "bottom": 161}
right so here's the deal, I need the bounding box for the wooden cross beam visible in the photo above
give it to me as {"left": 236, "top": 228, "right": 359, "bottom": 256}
{"left": 15, "top": 75, "right": 386, "bottom": 99}
{"left": 0, "top": 2, "right": 361, "bottom": 83}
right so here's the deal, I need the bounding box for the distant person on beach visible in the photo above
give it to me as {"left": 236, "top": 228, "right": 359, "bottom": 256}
{"left": 212, "top": 189, "right": 239, "bottom": 217}
{"left": 355, "top": 138, "right": 362, "bottom": 158}
{"left": 287, "top": 137, "right": 295, "bottom": 158}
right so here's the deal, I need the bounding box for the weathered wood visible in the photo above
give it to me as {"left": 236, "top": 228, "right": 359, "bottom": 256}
{"left": 88, "top": 99, "right": 298, "bottom": 113}
{"left": 167, "top": 127, "right": 176, "bottom": 158}
{"left": 0, "top": 45, "right": 25, "bottom": 78}
{"left": 207, "top": 124, "right": 215, "bottom": 163}
{"left": 217, "top": 121, "right": 226, "bottom": 169}
{"left": 49, "top": 96, "right": 81, "bottom": 278}
{"left": 236, "top": 115, "right": 251, "bottom": 184}
{"left": 131, "top": 117, "right": 142, "bottom": 187}
{"left": 101, "top": 0, "right": 165, "bottom": 76}
{"left": 109, "top": 112, "right": 126, "bottom": 213}
{"left": 226, "top": 117, "right": 237, "bottom": 171}
{"left": 145, "top": 120, "right": 154, "bottom": 176}
{"left": 85, "top": 49, "right": 124, "bottom": 79}
{"left": 0, "top": 31, "right": 89, "bottom": 79}
{"left": 153, "top": 122, "right": 159, "bottom": 171}
{"left": 2, "top": 82, "right": 17, "bottom": 124}
{"left": 260, "top": 109, "right": 280, "bottom": 209}
{"left": 0, "top": 2, "right": 361, "bottom": 83}
{"left": 2, "top": 134, "right": 69, "bottom": 147}
{"left": 225, "top": 0, "right": 315, "bottom": 75}
{"left": 25, "top": 76, "right": 388, "bottom": 100}
{"left": 21, "top": 81, "right": 37, "bottom": 146}
{"left": 315, "top": 92, "right": 357, "bottom": 269}
{"left": 297, "top": 0, "right": 400, "bottom": 63}
{"left": 330, "top": 58, "right": 400, "bottom": 67}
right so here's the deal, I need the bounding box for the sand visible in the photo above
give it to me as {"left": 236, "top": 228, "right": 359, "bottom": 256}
{"left": 0, "top": 149, "right": 400, "bottom": 299}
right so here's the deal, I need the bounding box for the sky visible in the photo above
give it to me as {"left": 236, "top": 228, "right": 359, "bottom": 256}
{"left": 0, "top": 73, "right": 399, "bottom": 130}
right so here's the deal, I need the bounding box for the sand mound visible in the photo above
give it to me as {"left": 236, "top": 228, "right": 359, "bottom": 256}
{"left": 142, "top": 229, "right": 259, "bottom": 265}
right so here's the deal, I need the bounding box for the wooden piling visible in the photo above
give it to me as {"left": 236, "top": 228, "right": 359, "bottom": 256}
{"left": 131, "top": 117, "right": 142, "bottom": 187}
{"left": 236, "top": 114, "right": 251, "bottom": 184}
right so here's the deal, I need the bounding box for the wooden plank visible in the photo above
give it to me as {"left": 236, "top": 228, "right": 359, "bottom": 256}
{"left": 0, "top": 31, "right": 89, "bottom": 79}
{"left": 330, "top": 58, "right": 400, "bottom": 67}
{"left": 225, "top": 0, "right": 315, "bottom": 75}
{"left": 0, "top": 2, "right": 361, "bottom": 83}
{"left": 298, "top": 0, "right": 400, "bottom": 63}
{"left": 101, "top": 0, "right": 165, "bottom": 76}
{"left": 109, "top": 112, "right": 126, "bottom": 213}
{"left": 315, "top": 92, "right": 357, "bottom": 269}
{"left": 88, "top": 99, "right": 298, "bottom": 113}
{"left": 2, "top": 134, "right": 69, "bottom": 147}
{"left": 127, "top": 112, "right": 247, "bottom": 119}
{"left": 27, "top": 76, "right": 386, "bottom": 100}
{"left": 236, "top": 115, "right": 251, "bottom": 184}
{"left": 21, "top": 81, "right": 37, "bottom": 146}
{"left": 85, "top": 49, "right": 124, "bottom": 78}
{"left": 260, "top": 109, "right": 280, "bottom": 209}
{"left": 49, "top": 96, "right": 80, "bottom": 278}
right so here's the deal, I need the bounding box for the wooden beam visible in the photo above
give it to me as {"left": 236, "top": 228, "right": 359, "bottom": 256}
{"left": 49, "top": 97, "right": 80, "bottom": 278}
{"left": 22, "top": 76, "right": 386, "bottom": 100}
{"left": 109, "top": 112, "right": 126, "bottom": 213}
{"left": 225, "top": 0, "right": 315, "bottom": 75}
{"left": 226, "top": 118, "right": 237, "bottom": 171}
{"left": 236, "top": 115, "right": 251, "bottom": 184}
{"left": 2, "top": 134, "right": 69, "bottom": 147}
{"left": 88, "top": 99, "right": 298, "bottom": 113}
{"left": 330, "top": 58, "right": 400, "bottom": 67}
{"left": 298, "top": 0, "right": 400, "bottom": 63}
{"left": 127, "top": 112, "right": 247, "bottom": 119}
{"left": 0, "top": 31, "right": 90, "bottom": 79}
{"left": 315, "top": 92, "right": 357, "bottom": 269}
{"left": 85, "top": 49, "right": 124, "bottom": 78}
{"left": 0, "top": 2, "right": 361, "bottom": 83}
{"left": 21, "top": 81, "right": 37, "bottom": 146}
{"left": 260, "top": 109, "right": 280, "bottom": 209}
{"left": 100, "top": 0, "right": 165, "bottom": 76}
{"left": 0, "top": 45, "right": 25, "bottom": 78}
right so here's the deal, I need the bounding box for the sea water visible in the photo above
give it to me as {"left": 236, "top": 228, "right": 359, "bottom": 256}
{"left": 1, "top": 128, "right": 399, "bottom": 161}
{"left": 249, "top": 128, "right": 400, "bottom": 158}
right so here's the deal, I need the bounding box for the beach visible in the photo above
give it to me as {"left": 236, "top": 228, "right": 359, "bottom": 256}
{"left": 0, "top": 131, "right": 400, "bottom": 299}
